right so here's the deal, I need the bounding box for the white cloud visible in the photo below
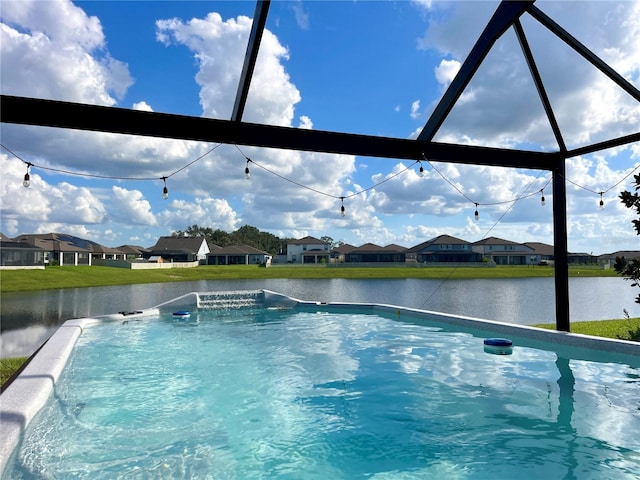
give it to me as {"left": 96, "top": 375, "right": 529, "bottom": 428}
{"left": 298, "top": 115, "right": 313, "bottom": 129}
{"left": 0, "top": 154, "right": 106, "bottom": 230}
{"left": 111, "top": 186, "right": 158, "bottom": 226}
{"left": 291, "top": 1, "right": 310, "bottom": 30}
{"left": 0, "top": 0, "right": 132, "bottom": 103}
{"left": 157, "top": 197, "right": 240, "bottom": 234}
{"left": 132, "top": 101, "right": 153, "bottom": 112}
{"left": 434, "top": 58, "right": 460, "bottom": 86}
{"left": 410, "top": 100, "right": 421, "bottom": 119}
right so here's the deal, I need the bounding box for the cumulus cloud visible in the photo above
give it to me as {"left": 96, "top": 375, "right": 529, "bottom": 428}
{"left": 0, "top": 0, "right": 132, "bottom": 103}
{"left": 157, "top": 197, "right": 240, "bottom": 233}
{"left": 434, "top": 58, "right": 460, "bottom": 87}
{"left": 111, "top": 186, "right": 157, "bottom": 226}
{"left": 0, "top": 154, "right": 107, "bottom": 233}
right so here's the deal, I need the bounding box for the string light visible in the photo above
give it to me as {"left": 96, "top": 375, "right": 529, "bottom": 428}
{"left": 162, "top": 177, "right": 168, "bottom": 200}
{"left": 2, "top": 142, "right": 637, "bottom": 218}
{"left": 23, "top": 162, "right": 32, "bottom": 188}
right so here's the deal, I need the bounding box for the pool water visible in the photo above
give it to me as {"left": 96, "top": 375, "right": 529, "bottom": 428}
{"left": 4, "top": 308, "right": 640, "bottom": 479}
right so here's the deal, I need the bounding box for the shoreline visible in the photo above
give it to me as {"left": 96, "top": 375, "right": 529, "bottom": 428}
{"left": 0, "top": 264, "right": 617, "bottom": 293}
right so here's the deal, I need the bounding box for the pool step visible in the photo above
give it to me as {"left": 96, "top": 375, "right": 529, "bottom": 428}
{"left": 196, "top": 290, "right": 264, "bottom": 310}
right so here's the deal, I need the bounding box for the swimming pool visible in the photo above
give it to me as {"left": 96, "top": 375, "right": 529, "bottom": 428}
{"left": 2, "top": 290, "right": 639, "bottom": 479}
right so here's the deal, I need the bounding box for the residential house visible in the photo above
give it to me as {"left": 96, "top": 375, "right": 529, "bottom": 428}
{"left": 406, "top": 235, "right": 481, "bottom": 263}
{"left": 344, "top": 243, "right": 407, "bottom": 263}
{"left": 330, "top": 243, "right": 356, "bottom": 263}
{"left": 472, "top": 237, "right": 537, "bottom": 265}
{"left": 0, "top": 239, "right": 45, "bottom": 269}
{"left": 144, "top": 236, "right": 214, "bottom": 263}
{"left": 90, "top": 243, "right": 127, "bottom": 262}
{"left": 15, "top": 233, "right": 95, "bottom": 266}
{"left": 286, "top": 236, "right": 330, "bottom": 264}
{"left": 523, "top": 242, "right": 555, "bottom": 264}
{"left": 599, "top": 250, "right": 640, "bottom": 269}
{"left": 116, "top": 245, "right": 148, "bottom": 260}
{"left": 568, "top": 252, "right": 598, "bottom": 264}
{"left": 207, "top": 245, "right": 272, "bottom": 265}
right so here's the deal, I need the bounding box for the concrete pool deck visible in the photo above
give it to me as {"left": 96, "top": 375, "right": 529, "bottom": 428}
{"left": 1, "top": 289, "right": 639, "bottom": 474}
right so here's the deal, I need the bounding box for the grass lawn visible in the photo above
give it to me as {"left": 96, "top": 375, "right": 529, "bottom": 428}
{"left": 533, "top": 318, "right": 640, "bottom": 342}
{"left": 0, "top": 263, "right": 617, "bottom": 293}
{"left": 0, "top": 357, "right": 28, "bottom": 387}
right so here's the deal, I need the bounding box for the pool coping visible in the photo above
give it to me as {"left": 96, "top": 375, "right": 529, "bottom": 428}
{"left": 1, "top": 289, "right": 639, "bottom": 474}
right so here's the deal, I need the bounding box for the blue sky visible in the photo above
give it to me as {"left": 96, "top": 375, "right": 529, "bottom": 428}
{"left": 1, "top": 0, "right": 639, "bottom": 253}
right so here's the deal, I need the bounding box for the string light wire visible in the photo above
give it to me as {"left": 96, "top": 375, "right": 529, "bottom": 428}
{"left": 1, "top": 143, "right": 222, "bottom": 182}
{"left": 2, "top": 141, "right": 637, "bottom": 215}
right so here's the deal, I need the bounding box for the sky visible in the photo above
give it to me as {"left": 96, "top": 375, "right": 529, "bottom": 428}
{"left": 1, "top": 0, "right": 639, "bottom": 254}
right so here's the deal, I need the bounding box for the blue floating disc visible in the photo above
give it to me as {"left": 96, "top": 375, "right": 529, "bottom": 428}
{"left": 173, "top": 311, "right": 191, "bottom": 317}
{"left": 484, "top": 338, "right": 513, "bottom": 347}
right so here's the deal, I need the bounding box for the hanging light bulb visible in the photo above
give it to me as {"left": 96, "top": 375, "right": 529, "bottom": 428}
{"left": 162, "top": 177, "right": 169, "bottom": 199}
{"left": 23, "top": 162, "right": 32, "bottom": 188}
{"left": 245, "top": 159, "right": 251, "bottom": 179}
{"left": 418, "top": 161, "right": 425, "bottom": 177}
{"left": 340, "top": 197, "right": 346, "bottom": 217}
{"left": 599, "top": 192, "right": 604, "bottom": 210}
{"left": 474, "top": 203, "right": 479, "bottom": 221}
{"left": 540, "top": 189, "right": 545, "bottom": 206}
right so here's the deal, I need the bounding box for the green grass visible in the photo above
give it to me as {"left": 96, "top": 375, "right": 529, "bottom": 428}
{"left": 533, "top": 318, "right": 640, "bottom": 341}
{"left": 0, "top": 357, "right": 28, "bottom": 387}
{"left": 0, "top": 264, "right": 616, "bottom": 293}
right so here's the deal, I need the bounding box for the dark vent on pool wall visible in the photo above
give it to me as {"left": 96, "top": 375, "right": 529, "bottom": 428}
{"left": 196, "top": 290, "right": 264, "bottom": 310}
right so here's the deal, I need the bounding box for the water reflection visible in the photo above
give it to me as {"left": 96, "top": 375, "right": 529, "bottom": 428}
{"left": 1, "top": 277, "right": 636, "bottom": 358}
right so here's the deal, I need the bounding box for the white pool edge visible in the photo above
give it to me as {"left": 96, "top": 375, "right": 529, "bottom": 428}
{"left": 1, "top": 291, "right": 638, "bottom": 474}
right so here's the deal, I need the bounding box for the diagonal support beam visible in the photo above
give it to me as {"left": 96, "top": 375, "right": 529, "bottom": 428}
{"left": 418, "top": 0, "right": 534, "bottom": 142}
{"left": 231, "top": 0, "right": 271, "bottom": 122}
{"left": 528, "top": 5, "right": 640, "bottom": 102}
{"left": 514, "top": 19, "right": 566, "bottom": 152}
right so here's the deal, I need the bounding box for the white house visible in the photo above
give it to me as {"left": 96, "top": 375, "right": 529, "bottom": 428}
{"left": 286, "top": 236, "right": 330, "bottom": 264}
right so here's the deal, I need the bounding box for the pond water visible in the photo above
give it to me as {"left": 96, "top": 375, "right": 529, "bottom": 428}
{"left": 1, "top": 277, "right": 636, "bottom": 358}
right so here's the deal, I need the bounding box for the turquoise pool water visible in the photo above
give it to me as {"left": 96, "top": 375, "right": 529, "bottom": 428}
{"left": 4, "top": 307, "right": 640, "bottom": 479}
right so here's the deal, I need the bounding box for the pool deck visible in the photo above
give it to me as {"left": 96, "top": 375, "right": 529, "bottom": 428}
{"left": 1, "top": 289, "right": 639, "bottom": 474}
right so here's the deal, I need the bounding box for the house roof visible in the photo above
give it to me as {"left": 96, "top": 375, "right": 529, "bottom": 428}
{"left": 150, "top": 236, "right": 211, "bottom": 253}
{"left": 599, "top": 251, "right": 640, "bottom": 260}
{"left": 16, "top": 233, "right": 98, "bottom": 253}
{"left": 332, "top": 243, "right": 357, "bottom": 254}
{"left": 348, "top": 243, "right": 407, "bottom": 254}
{"left": 0, "top": 240, "right": 44, "bottom": 250}
{"left": 473, "top": 236, "right": 518, "bottom": 246}
{"left": 405, "top": 235, "right": 469, "bottom": 253}
{"left": 117, "top": 245, "right": 148, "bottom": 255}
{"left": 287, "top": 236, "right": 326, "bottom": 245}
{"left": 209, "top": 244, "right": 269, "bottom": 255}
{"left": 524, "top": 242, "right": 555, "bottom": 256}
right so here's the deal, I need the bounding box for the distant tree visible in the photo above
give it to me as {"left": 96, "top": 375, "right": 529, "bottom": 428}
{"left": 614, "top": 173, "right": 640, "bottom": 305}
{"left": 321, "top": 236, "right": 335, "bottom": 249}
{"left": 172, "top": 224, "right": 286, "bottom": 255}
